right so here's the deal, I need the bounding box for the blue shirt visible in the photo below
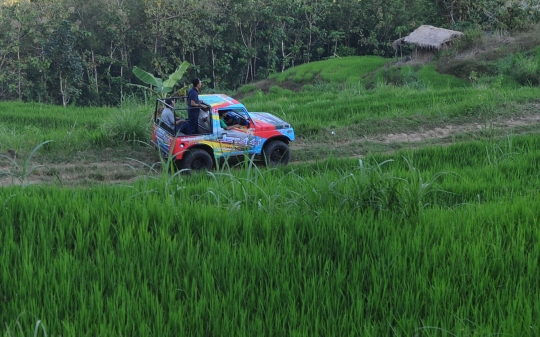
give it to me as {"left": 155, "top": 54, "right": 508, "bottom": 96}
{"left": 187, "top": 87, "right": 200, "bottom": 110}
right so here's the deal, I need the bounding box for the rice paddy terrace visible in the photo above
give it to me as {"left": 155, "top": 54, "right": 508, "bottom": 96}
{"left": 2, "top": 44, "right": 540, "bottom": 336}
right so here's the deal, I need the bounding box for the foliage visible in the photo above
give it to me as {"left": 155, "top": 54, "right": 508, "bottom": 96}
{"left": 129, "top": 61, "right": 190, "bottom": 98}
{"left": 2, "top": 55, "right": 540, "bottom": 334}
{"left": 4, "top": 314, "right": 48, "bottom": 337}
{"left": 2, "top": 134, "right": 540, "bottom": 335}
{"left": 0, "top": 140, "right": 52, "bottom": 187}
{"left": 508, "top": 53, "right": 540, "bottom": 85}
{"left": 2, "top": 55, "right": 539, "bottom": 156}
{"left": 43, "top": 20, "right": 83, "bottom": 107}
{"left": 417, "top": 65, "right": 470, "bottom": 89}
{"left": 100, "top": 108, "right": 151, "bottom": 143}
{"left": 455, "top": 27, "right": 484, "bottom": 51}
{"left": 271, "top": 56, "right": 389, "bottom": 84}
{"left": 1, "top": 0, "right": 539, "bottom": 106}
{"left": 238, "top": 84, "right": 257, "bottom": 94}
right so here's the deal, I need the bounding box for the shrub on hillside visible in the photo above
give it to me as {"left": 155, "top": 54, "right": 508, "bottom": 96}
{"left": 239, "top": 84, "right": 257, "bottom": 94}
{"left": 509, "top": 53, "right": 540, "bottom": 85}
{"left": 437, "top": 27, "right": 484, "bottom": 63}
{"left": 381, "top": 66, "right": 403, "bottom": 86}
{"left": 455, "top": 27, "right": 484, "bottom": 51}
{"left": 269, "top": 85, "right": 294, "bottom": 96}
{"left": 336, "top": 46, "right": 356, "bottom": 57}
{"left": 101, "top": 108, "right": 151, "bottom": 143}
{"left": 418, "top": 65, "right": 469, "bottom": 89}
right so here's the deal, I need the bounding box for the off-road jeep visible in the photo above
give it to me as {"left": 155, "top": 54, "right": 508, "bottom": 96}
{"left": 151, "top": 94, "right": 295, "bottom": 171}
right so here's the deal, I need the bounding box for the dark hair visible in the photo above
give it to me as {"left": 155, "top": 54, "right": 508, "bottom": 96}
{"left": 192, "top": 78, "right": 200, "bottom": 87}
{"left": 165, "top": 98, "right": 173, "bottom": 106}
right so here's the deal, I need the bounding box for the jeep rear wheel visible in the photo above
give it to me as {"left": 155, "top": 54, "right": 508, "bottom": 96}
{"left": 178, "top": 149, "right": 214, "bottom": 172}
{"left": 263, "top": 140, "right": 290, "bottom": 166}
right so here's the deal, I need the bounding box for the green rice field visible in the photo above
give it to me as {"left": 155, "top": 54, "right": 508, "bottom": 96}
{"left": 2, "top": 55, "right": 540, "bottom": 336}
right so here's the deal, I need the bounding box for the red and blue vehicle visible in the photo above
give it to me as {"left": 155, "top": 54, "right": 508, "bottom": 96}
{"left": 151, "top": 94, "right": 295, "bottom": 171}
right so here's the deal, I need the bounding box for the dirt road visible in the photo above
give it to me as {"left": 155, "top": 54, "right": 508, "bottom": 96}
{"left": 2, "top": 111, "right": 539, "bottom": 186}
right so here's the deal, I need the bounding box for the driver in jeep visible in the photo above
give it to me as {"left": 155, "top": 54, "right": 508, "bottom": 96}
{"left": 221, "top": 110, "right": 250, "bottom": 129}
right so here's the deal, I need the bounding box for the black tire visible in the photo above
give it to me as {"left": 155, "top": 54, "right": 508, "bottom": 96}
{"left": 178, "top": 149, "right": 214, "bottom": 172}
{"left": 263, "top": 140, "right": 290, "bottom": 166}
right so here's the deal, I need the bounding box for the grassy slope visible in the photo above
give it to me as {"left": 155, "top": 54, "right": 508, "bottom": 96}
{"left": 238, "top": 41, "right": 540, "bottom": 161}
{"left": 2, "top": 29, "right": 540, "bottom": 168}
{"left": 437, "top": 24, "right": 540, "bottom": 81}
{"left": 1, "top": 29, "right": 540, "bottom": 336}
{"left": 0, "top": 101, "right": 156, "bottom": 184}
{"left": 2, "top": 135, "right": 540, "bottom": 336}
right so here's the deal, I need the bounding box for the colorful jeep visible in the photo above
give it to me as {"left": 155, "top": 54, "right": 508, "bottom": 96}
{"left": 151, "top": 94, "right": 295, "bottom": 171}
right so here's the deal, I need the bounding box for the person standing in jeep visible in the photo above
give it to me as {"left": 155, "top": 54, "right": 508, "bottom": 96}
{"left": 185, "top": 78, "right": 205, "bottom": 135}
{"left": 151, "top": 93, "right": 295, "bottom": 170}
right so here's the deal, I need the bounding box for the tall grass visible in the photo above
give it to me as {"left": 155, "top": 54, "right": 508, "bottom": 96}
{"left": 242, "top": 55, "right": 539, "bottom": 136}
{"left": 0, "top": 101, "right": 151, "bottom": 153}
{"left": 99, "top": 107, "right": 152, "bottom": 143}
{"left": 0, "top": 140, "right": 52, "bottom": 187}
{"left": 511, "top": 53, "right": 540, "bottom": 85}
{"left": 2, "top": 55, "right": 540, "bottom": 335}
{"left": 270, "top": 56, "right": 388, "bottom": 84}
{"left": 2, "top": 133, "right": 540, "bottom": 335}
{"left": 243, "top": 83, "right": 539, "bottom": 136}
{"left": 2, "top": 55, "right": 539, "bottom": 151}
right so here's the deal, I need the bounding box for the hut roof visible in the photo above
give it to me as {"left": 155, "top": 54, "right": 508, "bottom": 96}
{"left": 402, "top": 25, "right": 463, "bottom": 50}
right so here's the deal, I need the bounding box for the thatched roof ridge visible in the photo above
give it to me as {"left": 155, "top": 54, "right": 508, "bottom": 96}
{"left": 402, "top": 25, "right": 463, "bottom": 50}
{"left": 392, "top": 37, "right": 404, "bottom": 51}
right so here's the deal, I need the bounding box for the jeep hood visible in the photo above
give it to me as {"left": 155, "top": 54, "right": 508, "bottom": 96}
{"left": 250, "top": 112, "right": 292, "bottom": 130}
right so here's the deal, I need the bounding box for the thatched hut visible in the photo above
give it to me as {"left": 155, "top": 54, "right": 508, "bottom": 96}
{"left": 393, "top": 25, "right": 464, "bottom": 61}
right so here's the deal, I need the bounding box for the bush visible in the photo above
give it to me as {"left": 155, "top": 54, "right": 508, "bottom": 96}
{"left": 455, "top": 28, "right": 484, "bottom": 51}
{"left": 239, "top": 84, "right": 257, "bottom": 94}
{"left": 336, "top": 46, "right": 356, "bottom": 57}
{"left": 88, "top": 130, "right": 111, "bottom": 147}
{"left": 101, "top": 108, "right": 151, "bottom": 143}
{"left": 418, "top": 65, "right": 469, "bottom": 89}
{"left": 269, "top": 85, "right": 293, "bottom": 96}
{"left": 510, "top": 53, "right": 540, "bottom": 85}
{"left": 437, "top": 27, "right": 483, "bottom": 63}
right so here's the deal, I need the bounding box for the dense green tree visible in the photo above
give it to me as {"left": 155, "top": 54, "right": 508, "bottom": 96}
{"left": 0, "top": 1, "right": 43, "bottom": 100}
{"left": 299, "top": 0, "right": 330, "bottom": 62}
{"left": 43, "top": 20, "right": 83, "bottom": 106}
{"left": 1, "top": 0, "right": 539, "bottom": 105}
{"left": 197, "top": 0, "right": 233, "bottom": 89}
{"left": 229, "top": 0, "right": 265, "bottom": 83}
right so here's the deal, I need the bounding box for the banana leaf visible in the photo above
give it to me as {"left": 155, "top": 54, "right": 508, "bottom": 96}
{"left": 163, "top": 61, "right": 190, "bottom": 89}
{"left": 133, "top": 66, "right": 161, "bottom": 87}
{"left": 126, "top": 83, "right": 155, "bottom": 92}
{"left": 172, "top": 85, "right": 190, "bottom": 97}
{"left": 156, "top": 86, "right": 172, "bottom": 94}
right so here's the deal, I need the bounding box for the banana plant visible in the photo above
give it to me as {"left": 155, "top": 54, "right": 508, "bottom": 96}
{"left": 129, "top": 61, "right": 190, "bottom": 98}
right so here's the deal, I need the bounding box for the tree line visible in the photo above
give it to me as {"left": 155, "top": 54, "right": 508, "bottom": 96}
{"left": 1, "top": 0, "right": 539, "bottom": 106}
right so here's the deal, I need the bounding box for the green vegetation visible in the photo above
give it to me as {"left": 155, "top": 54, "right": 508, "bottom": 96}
{"left": 2, "top": 135, "right": 540, "bottom": 336}
{"left": 437, "top": 24, "right": 540, "bottom": 86}
{"left": 238, "top": 84, "right": 257, "bottom": 94}
{"left": 130, "top": 61, "right": 190, "bottom": 98}
{"left": 0, "top": 101, "right": 150, "bottom": 153}
{"left": 271, "top": 56, "right": 389, "bottom": 84}
{"left": 2, "top": 53, "right": 540, "bottom": 335}
{"left": 245, "top": 67, "right": 539, "bottom": 137}
{"left": 2, "top": 0, "right": 539, "bottom": 105}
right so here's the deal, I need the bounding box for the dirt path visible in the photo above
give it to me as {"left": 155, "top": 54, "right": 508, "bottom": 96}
{"left": 2, "top": 111, "right": 539, "bottom": 186}
{"left": 375, "top": 112, "right": 540, "bottom": 144}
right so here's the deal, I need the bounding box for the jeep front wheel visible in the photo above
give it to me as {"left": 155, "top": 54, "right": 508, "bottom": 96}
{"left": 178, "top": 149, "right": 214, "bottom": 172}
{"left": 263, "top": 140, "right": 290, "bottom": 166}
